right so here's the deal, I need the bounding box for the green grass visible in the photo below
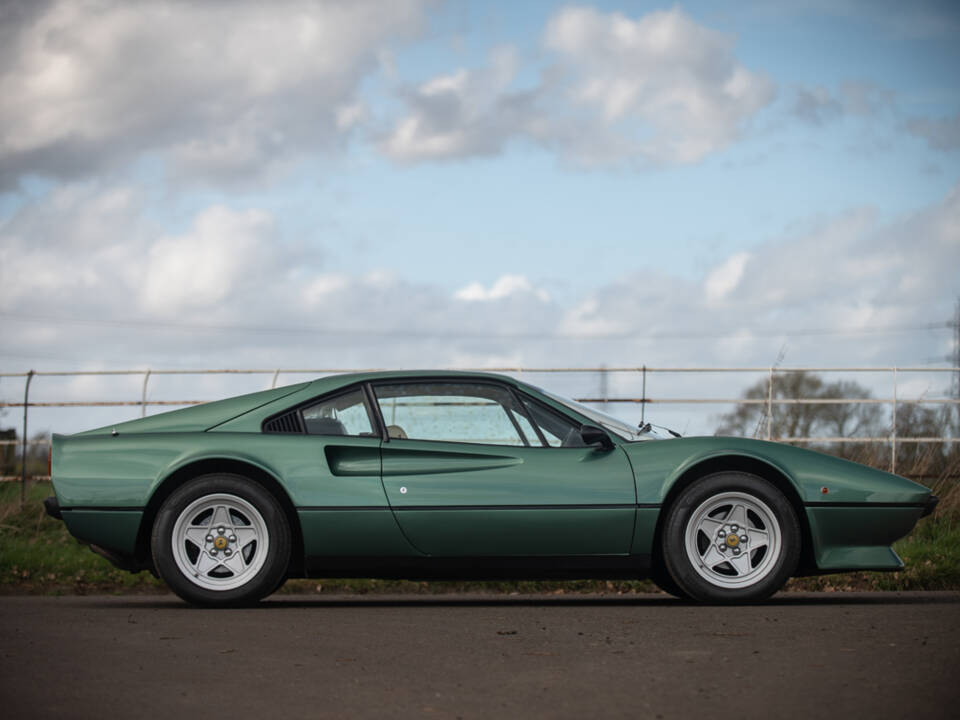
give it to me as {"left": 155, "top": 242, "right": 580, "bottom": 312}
{"left": 2, "top": 477, "right": 957, "bottom": 596}
{"left": 0, "top": 482, "right": 164, "bottom": 594}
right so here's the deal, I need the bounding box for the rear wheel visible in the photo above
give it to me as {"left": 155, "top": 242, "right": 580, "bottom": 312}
{"left": 152, "top": 474, "right": 291, "bottom": 607}
{"left": 661, "top": 472, "right": 800, "bottom": 603}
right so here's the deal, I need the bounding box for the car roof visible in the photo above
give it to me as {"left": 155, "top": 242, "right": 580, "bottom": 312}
{"left": 305, "top": 369, "right": 524, "bottom": 387}
{"left": 295, "top": 370, "right": 539, "bottom": 403}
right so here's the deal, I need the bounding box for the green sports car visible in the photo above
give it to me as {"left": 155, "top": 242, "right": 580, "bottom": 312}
{"left": 44, "top": 370, "right": 937, "bottom": 606}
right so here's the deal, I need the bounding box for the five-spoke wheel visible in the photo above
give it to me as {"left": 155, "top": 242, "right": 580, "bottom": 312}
{"left": 661, "top": 472, "right": 800, "bottom": 603}
{"left": 171, "top": 493, "right": 269, "bottom": 592}
{"left": 152, "top": 474, "right": 290, "bottom": 607}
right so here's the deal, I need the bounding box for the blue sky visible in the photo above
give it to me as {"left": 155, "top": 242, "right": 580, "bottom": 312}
{"left": 330, "top": 0, "right": 959, "bottom": 293}
{"left": 1, "top": 0, "right": 959, "bottom": 431}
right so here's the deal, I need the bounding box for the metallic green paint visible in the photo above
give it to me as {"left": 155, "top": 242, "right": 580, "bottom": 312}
{"left": 298, "top": 509, "right": 418, "bottom": 557}
{"left": 630, "top": 508, "right": 661, "bottom": 556}
{"left": 324, "top": 444, "right": 381, "bottom": 477}
{"left": 60, "top": 510, "right": 143, "bottom": 555}
{"left": 381, "top": 438, "right": 635, "bottom": 555}
{"left": 393, "top": 508, "right": 636, "bottom": 556}
{"left": 806, "top": 506, "right": 922, "bottom": 570}
{"left": 381, "top": 446, "right": 524, "bottom": 476}
{"left": 78, "top": 383, "right": 310, "bottom": 436}
{"left": 622, "top": 436, "right": 930, "bottom": 506}
{"left": 47, "top": 370, "right": 935, "bottom": 579}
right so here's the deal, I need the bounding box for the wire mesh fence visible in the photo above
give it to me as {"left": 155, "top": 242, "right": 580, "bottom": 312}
{"left": 2, "top": 366, "right": 958, "bottom": 497}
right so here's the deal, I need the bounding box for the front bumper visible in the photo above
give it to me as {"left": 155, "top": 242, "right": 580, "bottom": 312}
{"left": 805, "top": 503, "right": 929, "bottom": 572}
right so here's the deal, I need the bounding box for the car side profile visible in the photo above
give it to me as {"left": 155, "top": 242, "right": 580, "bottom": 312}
{"left": 44, "top": 370, "right": 937, "bottom": 606}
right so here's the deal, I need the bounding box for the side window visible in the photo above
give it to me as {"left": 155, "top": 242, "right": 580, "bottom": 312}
{"left": 374, "top": 382, "right": 542, "bottom": 447}
{"left": 511, "top": 407, "right": 541, "bottom": 446}
{"left": 302, "top": 388, "right": 375, "bottom": 437}
{"left": 520, "top": 396, "right": 586, "bottom": 448}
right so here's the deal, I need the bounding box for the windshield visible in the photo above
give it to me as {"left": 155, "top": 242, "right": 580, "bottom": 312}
{"left": 540, "top": 389, "right": 656, "bottom": 441}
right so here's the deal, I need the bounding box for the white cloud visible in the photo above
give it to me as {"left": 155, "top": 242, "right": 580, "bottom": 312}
{"left": 383, "top": 6, "right": 773, "bottom": 167}
{"left": 790, "top": 82, "right": 894, "bottom": 125}
{"left": 543, "top": 6, "right": 774, "bottom": 165}
{"left": 336, "top": 102, "right": 368, "bottom": 131}
{"left": 559, "top": 296, "right": 632, "bottom": 339}
{"left": 0, "top": 183, "right": 147, "bottom": 307}
{"left": 906, "top": 111, "right": 960, "bottom": 151}
{"left": 140, "top": 206, "right": 274, "bottom": 315}
{"left": 0, "top": 0, "right": 428, "bottom": 187}
{"left": 1, "top": 181, "right": 957, "bottom": 377}
{"left": 455, "top": 275, "right": 550, "bottom": 302}
{"left": 383, "top": 47, "right": 538, "bottom": 162}
{"left": 558, "top": 183, "right": 960, "bottom": 364}
{"left": 705, "top": 252, "right": 752, "bottom": 305}
{"left": 715, "top": 328, "right": 757, "bottom": 359}
{"left": 302, "top": 275, "right": 351, "bottom": 305}
{"left": 0, "top": 184, "right": 296, "bottom": 330}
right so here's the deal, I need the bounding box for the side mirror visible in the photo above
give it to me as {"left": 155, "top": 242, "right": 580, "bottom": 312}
{"left": 580, "top": 424, "right": 614, "bottom": 450}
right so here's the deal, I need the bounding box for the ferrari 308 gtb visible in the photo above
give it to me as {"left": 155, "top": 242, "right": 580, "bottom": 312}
{"left": 44, "top": 371, "right": 936, "bottom": 606}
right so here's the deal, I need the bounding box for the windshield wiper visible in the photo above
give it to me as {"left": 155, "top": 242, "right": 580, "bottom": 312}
{"left": 638, "top": 422, "right": 682, "bottom": 438}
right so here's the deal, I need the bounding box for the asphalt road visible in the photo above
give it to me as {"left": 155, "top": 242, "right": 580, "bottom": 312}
{"left": 1, "top": 592, "right": 959, "bottom": 719}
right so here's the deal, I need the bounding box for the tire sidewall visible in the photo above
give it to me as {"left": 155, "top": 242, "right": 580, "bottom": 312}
{"left": 152, "top": 473, "right": 291, "bottom": 607}
{"left": 662, "top": 472, "right": 800, "bottom": 603}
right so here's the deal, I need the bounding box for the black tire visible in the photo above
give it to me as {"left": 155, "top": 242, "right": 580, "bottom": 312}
{"left": 661, "top": 472, "right": 800, "bottom": 604}
{"left": 650, "top": 564, "right": 691, "bottom": 600}
{"left": 267, "top": 575, "right": 289, "bottom": 598}
{"left": 152, "top": 473, "right": 291, "bottom": 607}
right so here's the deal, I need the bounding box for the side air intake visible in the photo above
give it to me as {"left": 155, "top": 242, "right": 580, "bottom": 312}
{"left": 262, "top": 410, "right": 305, "bottom": 434}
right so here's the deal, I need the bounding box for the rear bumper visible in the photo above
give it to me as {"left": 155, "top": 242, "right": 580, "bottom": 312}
{"left": 43, "top": 496, "right": 62, "bottom": 520}
{"left": 46, "top": 498, "right": 147, "bottom": 573}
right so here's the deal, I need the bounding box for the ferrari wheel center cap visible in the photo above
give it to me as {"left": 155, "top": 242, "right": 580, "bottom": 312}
{"left": 214, "top": 536, "right": 228, "bottom": 550}
{"left": 725, "top": 533, "right": 740, "bottom": 548}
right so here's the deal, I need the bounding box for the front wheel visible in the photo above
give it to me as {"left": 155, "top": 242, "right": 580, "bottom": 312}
{"left": 661, "top": 472, "right": 800, "bottom": 603}
{"left": 152, "top": 474, "right": 291, "bottom": 607}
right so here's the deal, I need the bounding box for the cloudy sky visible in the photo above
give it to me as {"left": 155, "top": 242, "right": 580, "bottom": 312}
{"left": 1, "top": 0, "right": 959, "bottom": 432}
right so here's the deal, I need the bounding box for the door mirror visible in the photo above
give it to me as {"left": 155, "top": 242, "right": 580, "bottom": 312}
{"left": 579, "top": 424, "right": 614, "bottom": 450}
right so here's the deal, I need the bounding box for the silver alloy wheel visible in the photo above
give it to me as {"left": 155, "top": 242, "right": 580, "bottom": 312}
{"left": 171, "top": 493, "right": 270, "bottom": 591}
{"left": 683, "top": 491, "right": 782, "bottom": 589}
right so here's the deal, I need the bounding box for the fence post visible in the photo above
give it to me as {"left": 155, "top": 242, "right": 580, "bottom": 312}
{"left": 641, "top": 365, "right": 647, "bottom": 424}
{"left": 766, "top": 366, "right": 774, "bottom": 441}
{"left": 141, "top": 369, "right": 151, "bottom": 418}
{"left": 271, "top": 369, "right": 281, "bottom": 389}
{"left": 891, "top": 366, "right": 898, "bottom": 474}
{"left": 21, "top": 370, "right": 34, "bottom": 507}
{"left": 599, "top": 365, "right": 608, "bottom": 405}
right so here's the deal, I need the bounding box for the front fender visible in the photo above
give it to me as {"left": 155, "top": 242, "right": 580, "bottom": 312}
{"left": 623, "top": 437, "right": 802, "bottom": 504}
{"left": 622, "top": 436, "right": 930, "bottom": 505}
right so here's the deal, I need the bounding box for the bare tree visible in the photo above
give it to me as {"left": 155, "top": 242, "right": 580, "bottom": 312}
{"left": 715, "top": 371, "right": 883, "bottom": 449}
{"left": 715, "top": 371, "right": 958, "bottom": 476}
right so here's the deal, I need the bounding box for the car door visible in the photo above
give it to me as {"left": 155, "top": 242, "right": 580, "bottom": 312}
{"left": 372, "top": 380, "right": 637, "bottom": 557}
{"left": 289, "top": 386, "right": 415, "bottom": 557}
